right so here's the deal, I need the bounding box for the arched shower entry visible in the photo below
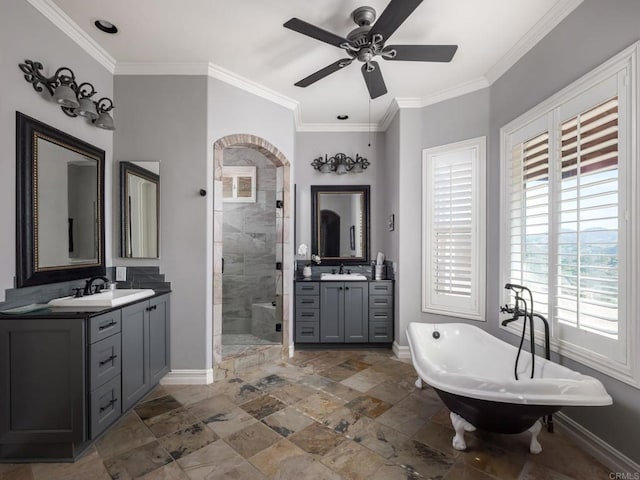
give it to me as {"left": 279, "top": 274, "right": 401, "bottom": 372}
{"left": 211, "top": 134, "right": 291, "bottom": 370}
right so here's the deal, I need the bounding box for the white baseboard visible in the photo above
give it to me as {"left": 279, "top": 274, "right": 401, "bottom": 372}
{"left": 554, "top": 412, "right": 640, "bottom": 474}
{"left": 392, "top": 341, "right": 411, "bottom": 359}
{"left": 288, "top": 343, "right": 295, "bottom": 358}
{"left": 160, "top": 369, "right": 214, "bottom": 385}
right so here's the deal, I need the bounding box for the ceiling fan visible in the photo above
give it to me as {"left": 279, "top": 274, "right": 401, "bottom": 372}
{"left": 283, "top": 0, "right": 458, "bottom": 99}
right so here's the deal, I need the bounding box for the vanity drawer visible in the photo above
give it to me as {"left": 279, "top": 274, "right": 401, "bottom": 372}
{"left": 296, "top": 295, "right": 320, "bottom": 310}
{"left": 369, "top": 307, "right": 393, "bottom": 323}
{"left": 369, "top": 295, "right": 392, "bottom": 308}
{"left": 89, "top": 310, "right": 122, "bottom": 344}
{"left": 295, "top": 322, "right": 320, "bottom": 343}
{"left": 89, "top": 333, "right": 122, "bottom": 390}
{"left": 296, "top": 282, "right": 319, "bottom": 296}
{"left": 90, "top": 375, "right": 121, "bottom": 439}
{"left": 369, "top": 321, "right": 393, "bottom": 343}
{"left": 296, "top": 309, "right": 320, "bottom": 323}
{"left": 369, "top": 281, "right": 393, "bottom": 295}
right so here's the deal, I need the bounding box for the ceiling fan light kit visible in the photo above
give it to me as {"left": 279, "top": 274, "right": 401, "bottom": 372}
{"left": 284, "top": 0, "right": 458, "bottom": 100}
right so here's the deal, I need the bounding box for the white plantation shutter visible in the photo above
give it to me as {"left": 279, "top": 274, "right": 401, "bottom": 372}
{"left": 501, "top": 43, "right": 637, "bottom": 383}
{"left": 222, "top": 166, "right": 256, "bottom": 203}
{"left": 423, "top": 137, "right": 486, "bottom": 320}
{"left": 508, "top": 132, "right": 551, "bottom": 319}
{"left": 556, "top": 97, "right": 625, "bottom": 363}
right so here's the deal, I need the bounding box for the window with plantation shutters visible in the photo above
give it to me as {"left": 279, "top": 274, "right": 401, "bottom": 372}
{"left": 222, "top": 166, "right": 256, "bottom": 203}
{"left": 501, "top": 42, "right": 638, "bottom": 386}
{"left": 422, "top": 137, "right": 486, "bottom": 321}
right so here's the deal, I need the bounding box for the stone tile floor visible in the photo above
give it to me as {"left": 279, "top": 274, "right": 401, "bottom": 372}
{"left": 0, "top": 348, "right": 612, "bottom": 480}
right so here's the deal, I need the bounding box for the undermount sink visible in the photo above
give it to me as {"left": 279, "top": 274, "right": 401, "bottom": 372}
{"left": 48, "top": 289, "right": 155, "bottom": 308}
{"left": 320, "top": 273, "right": 368, "bottom": 281}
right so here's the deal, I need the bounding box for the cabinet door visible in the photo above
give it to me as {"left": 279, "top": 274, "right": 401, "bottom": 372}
{"left": 149, "top": 295, "right": 170, "bottom": 384}
{"left": 0, "top": 319, "right": 86, "bottom": 445}
{"left": 121, "top": 302, "right": 150, "bottom": 411}
{"left": 320, "top": 282, "right": 344, "bottom": 342}
{"left": 344, "top": 282, "right": 369, "bottom": 342}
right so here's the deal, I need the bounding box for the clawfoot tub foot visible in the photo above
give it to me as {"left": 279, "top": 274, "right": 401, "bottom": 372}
{"left": 528, "top": 420, "right": 543, "bottom": 454}
{"left": 415, "top": 377, "right": 423, "bottom": 389}
{"left": 450, "top": 412, "right": 476, "bottom": 451}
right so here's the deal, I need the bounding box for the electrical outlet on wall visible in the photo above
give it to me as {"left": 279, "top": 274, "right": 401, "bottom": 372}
{"left": 116, "top": 267, "right": 127, "bottom": 281}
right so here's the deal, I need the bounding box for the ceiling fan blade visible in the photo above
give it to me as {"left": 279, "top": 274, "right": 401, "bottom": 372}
{"left": 295, "top": 59, "right": 353, "bottom": 87}
{"left": 284, "top": 18, "right": 352, "bottom": 49}
{"left": 361, "top": 61, "right": 387, "bottom": 99}
{"left": 369, "top": 0, "right": 423, "bottom": 43}
{"left": 384, "top": 44, "right": 458, "bottom": 62}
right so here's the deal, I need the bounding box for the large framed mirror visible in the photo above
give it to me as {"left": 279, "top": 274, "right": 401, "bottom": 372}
{"left": 311, "top": 185, "right": 370, "bottom": 265}
{"left": 120, "top": 161, "right": 159, "bottom": 258}
{"left": 16, "top": 112, "right": 106, "bottom": 287}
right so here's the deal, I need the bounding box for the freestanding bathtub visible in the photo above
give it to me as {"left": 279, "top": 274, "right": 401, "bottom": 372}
{"left": 406, "top": 322, "right": 612, "bottom": 453}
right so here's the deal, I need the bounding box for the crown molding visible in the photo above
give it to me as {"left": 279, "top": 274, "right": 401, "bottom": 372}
{"left": 395, "top": 97, "right": 422, "bottom": 108}
{"left": 26, "top": 0, "right": 116, "bottom": 73}
{"left": 379, "top": 99, "right": 400, "bottom": 131}
{"left": 484, "top": 0, "right": 583, "bottom": 84}
{"left": 115, "top": 62, "right": 209, "bottom": 75}
{"left": 296, "top": 122, "right": 384, "bottom": 133}
{"left": 207, "top": 63, "right": 299, "bottom": 111}
{"left": 420, "top": 77, "right": 490, "bottom": 107}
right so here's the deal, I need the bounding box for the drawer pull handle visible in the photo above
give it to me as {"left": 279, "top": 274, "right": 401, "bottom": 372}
{"left": 301, "top": 313, "right": 315, "bottom": 317}
{"left": 146, "top": 305, "right": 157, "bottom": 312}
{"left": 301, "top": 286, "right": 314, "bottom": 290}
{"left": 99, "top": 354, "right": 118, "bottom": 366}
{"left": 301, "top": 328, "right": 314, "bottom": 335}
{"left": 301, "top": 299, "right": 314, "bottom": 304}
{"left": 98, "top": 321, "right": 117, "bottom": 331}
{"left": 99, "top": 398, "right": 117, "bottom": 412}
{"left": 374, "top": 286, "right": 386, "bottom": 290}
{"left": 374, "top": 314, "right": 388, "bottom": 319}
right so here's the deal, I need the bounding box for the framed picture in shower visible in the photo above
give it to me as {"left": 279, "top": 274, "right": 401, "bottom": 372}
{"left": 349, "top": 225, "right": 355, "bottom": 250}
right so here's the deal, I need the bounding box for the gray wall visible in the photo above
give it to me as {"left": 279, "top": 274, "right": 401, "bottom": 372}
{"left": 486, "top": 0, "right": 640, "bottom": 465}
{"left": 0, "top": 0, "right": 113, "bottom": 301}
{"left": 294, "top": 131, "right": 385, "bottom": 260}
{"left": 114, "top": 75, "right": 209, "bottom": 371}
{"left": 222, "top": 147, "right": 277, "bottom": 335}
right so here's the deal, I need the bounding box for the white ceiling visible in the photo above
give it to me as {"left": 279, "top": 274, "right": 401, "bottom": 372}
{"left": 39, "top": 0, "right": 581, "bottom": 129}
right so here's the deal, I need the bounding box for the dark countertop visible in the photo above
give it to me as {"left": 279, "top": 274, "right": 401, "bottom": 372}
{"left": 295, "top": 276, "right": 393, "bottom": 282}
{"left": 0, "top": 289, "right": 171, "bottom": 319}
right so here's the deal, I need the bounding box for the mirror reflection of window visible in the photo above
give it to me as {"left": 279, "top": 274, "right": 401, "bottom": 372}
{"left": 37, "top": 137, "right": 98, "bottom": 268}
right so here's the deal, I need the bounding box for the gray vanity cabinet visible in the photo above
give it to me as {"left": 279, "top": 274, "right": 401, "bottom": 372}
{"left": 0, "top": 292, "right": 170, "bottom": 461}
{"left": 122, "top": 294, "right": 170, "bottom": 411}
{"left": 0, "top": 319, "right": 86, "bottom": 458}
{"left": 295, "top": 280, "right": 393, "bottom": 345}
{"left": 319, "top": 281, "right": 368, "bottom": 343}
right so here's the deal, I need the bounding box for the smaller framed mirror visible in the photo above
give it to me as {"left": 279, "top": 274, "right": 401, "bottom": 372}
{"left": 120, "top": 162, "right": 159, "bottom": 258}
{"left": 311, "top": 185, "right": 370, "bottom": 265}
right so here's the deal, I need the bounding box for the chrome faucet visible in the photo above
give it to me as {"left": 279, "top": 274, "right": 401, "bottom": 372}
{"left": 83, "top": 276, "right": 110, "bottom": 296}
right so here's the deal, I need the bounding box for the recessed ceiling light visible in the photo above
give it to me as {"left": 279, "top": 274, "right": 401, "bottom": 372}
{"left": 337, "top": 115, "right": 349, "bottom": 120}
{"left": 94, "top": 19, "right": 118, "bottom": 34}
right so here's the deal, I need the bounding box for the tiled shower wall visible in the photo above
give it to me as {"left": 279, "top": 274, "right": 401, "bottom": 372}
{"left": 222, "top": 147, "right": 277, "bottom": 335}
